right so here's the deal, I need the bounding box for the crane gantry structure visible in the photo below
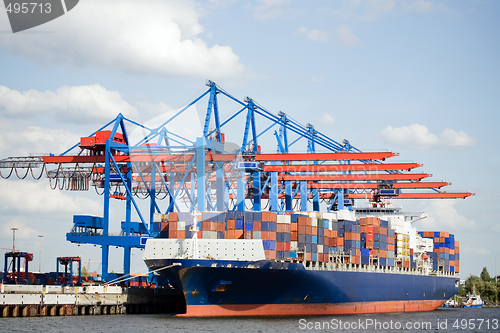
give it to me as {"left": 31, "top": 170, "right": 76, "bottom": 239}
{"left": 0, "top": 80, "right": 473, "bottom": 281}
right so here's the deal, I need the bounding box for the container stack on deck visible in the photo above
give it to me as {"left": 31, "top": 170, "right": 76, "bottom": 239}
{"left": 151, "top": 211, "right": 458, "bottom": 273}
{"left": 419, "top": 231, "right": 460, "bottom": 273}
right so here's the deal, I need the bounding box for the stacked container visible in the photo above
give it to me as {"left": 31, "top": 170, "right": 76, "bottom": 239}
{"left": 419, "top": 231, "right": 459, "bottom": 273}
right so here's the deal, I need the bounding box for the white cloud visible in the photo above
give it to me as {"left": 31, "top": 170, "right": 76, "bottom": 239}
{"left": 417, "top": 200, "right": 476, "bottom": 231}
{"left": 380, "top": 123, "right": 477, "bottom": 150}
{"left": 462, "top": 245, "right": 491, "bottom": 256}
{"left": 298, "top": 27, "right": 329, "bottom": 43}
{"left": 250, "top": 0, "right": 290, "bottom": 20}
{"left": 335, "top": 25, "right": 363, "bottom": 46}
{"left": 1, "top": 216, "right": 40, "bottom": 242}
{"left": 0, "top": 180, "right": 102, "bottom": 216}
{"left": 0, "top": 84, "right": 138, "bottom": 123}
{"left": 327, "top": 0, "right": 448, "bottom": 21}
{"left": 0, "top": 124, "right": 80, "bottom": 157}
{"left": 0, "top": 0, "right": 246, "bottom": 79}
{"left": 403, "top": 0, "right": 448, "bottom": 14}
{"left": 315, "top": 113, "right": 335, "bottom": 126}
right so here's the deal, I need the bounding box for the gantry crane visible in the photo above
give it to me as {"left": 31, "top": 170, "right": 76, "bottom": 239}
{"left": 0, "top": 80, "right": 473, "bottom": 281}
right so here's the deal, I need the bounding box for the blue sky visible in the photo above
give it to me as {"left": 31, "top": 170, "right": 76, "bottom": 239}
{"left": 0, "top": 0, "right": 498, "bottom": 278}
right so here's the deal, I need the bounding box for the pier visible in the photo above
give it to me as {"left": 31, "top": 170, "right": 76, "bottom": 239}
{"left": 0, "top": 284, "right": 184, "bottom": 317}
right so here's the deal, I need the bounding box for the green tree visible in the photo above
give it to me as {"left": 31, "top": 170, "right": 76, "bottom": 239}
{"left": 481, "top": 267, "right": 492, "bottom": 282}
{"left": 484, "top": 281, "right": 498, "bottom": 303}
{"left": 465, "top": 275, "right": 484, "bottom": 295}
{"left": 81, "top": 266, "right": 90, "bottom": 278}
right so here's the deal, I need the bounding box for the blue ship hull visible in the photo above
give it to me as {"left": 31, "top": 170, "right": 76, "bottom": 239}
{"left": 145, "top": 258, "right": 459, "bottom": 317}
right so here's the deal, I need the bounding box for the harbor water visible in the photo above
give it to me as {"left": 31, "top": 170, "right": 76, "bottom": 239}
{"left": 1, "top": 307, "right": 498, "bottom": 332}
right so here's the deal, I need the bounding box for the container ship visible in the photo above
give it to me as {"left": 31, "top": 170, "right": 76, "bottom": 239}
{"left": 143, "top": 207, "right": 460, "bottom": 317}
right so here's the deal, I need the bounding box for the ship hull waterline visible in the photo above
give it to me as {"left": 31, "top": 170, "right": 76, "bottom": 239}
{"left": 145, "top": 258, "right": 459, "bottom": 317}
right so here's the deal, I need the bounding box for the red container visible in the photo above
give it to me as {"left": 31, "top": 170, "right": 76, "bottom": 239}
{"left": 177, "top": 230, "right": 185, "bottom": 239}
{"left": 169, "top": 222, "right": 177, "bottom": 231}
{"left": 265, "top": 250, "right": 276, "bottom": 260}
{"left": 291, "top": 231, "right": 298, "bottom": 241}
{"left": 218, "top": 222, "right": 225, "bottom": 232}
{"left": 253, "top": 221, "right": 261, "bottom": 231}
{"left": 298, "top": 225, "right": 307, "bottom": 235}
{"left": 291, "top": 222, "right": 298, "bottom": 232}
{"left": 244, "top": 231, "right": 252, "bottom": 239}
{"left": 169, "top": 212, "right": 178, "bottom": 221}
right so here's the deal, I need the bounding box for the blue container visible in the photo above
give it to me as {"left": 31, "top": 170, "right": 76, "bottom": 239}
{"left": 387, "top": 258, "right": 395, "bottom": 267}
{"left": 379, "top": 258, "right": 387, "bottom": 266}
{"left": 244, "top": 211, "right": 253, "bottom": 221}
{"left": 338, "top": 230, "right": 344, "bottom": 238}
{"left": 330, "top": 247, "right": 338, "bottom": 254}
{"left": 291, "top": 214, "right": 300, "bottom": 223}
{"left": 311, "top": 244, "right": 318, "bottom": 253}
{"left": 380, "top": 220, "right": 389, "bottom": 228}
{"left": 217, "top": 231, "right": 225, "bottom": 239}
{"left": 306, "top": 235, "right": 312, "bottom": 244}
{"left": 338, "top": 221, "right": 344, "bottom": 229}
{"left": 235, "top": 219, "right": 244, "bottom": 230}
{"left": 317, "top": 228, "right": 324, "bottom": 237}
{"left": 355, "top": 241, "right": 361, "bottom": 249}
{"left": 311, "top": 253, "right": 318, "bottom": 262}
{"left": 379, "top": 242, "right": 387, "bottom": 250}
{"left": 263, "top": 240, "right": 276, "bottom": 250}
{"left": 350, "top": 248, "right": 356, "bottom": 256}
{"left": 380, "top": 234, "right": 387, "bottom": 243}
{"left": 374, "top": 234, "right": 381, "bottom": 242}
{"left": 253, "top": 212, "right": 262, "bottom": 222}
{"left": 290, "top": 251, "right": 297, "bottom": 259}
{"left": 450, "top": 254, "right": 455, "bottom": 261}
{"left": 298, "top": 234, "right": 307, "bottom": 243}
{"left": 388, "top": 229, "right": 395, "bottom": 237}
{"left": 226, "top": 211, "right": 236, "bottom": 220}
{"left": 374, "top": 241, "right": 380, "bottom": 249}
{"left": 450, "top": 266, "right": 455, "bottom": 273}
{"left": 311, "top": 235, "right": 318, "bottom": 244}
{"left": 305, "top": 244, "right": 312, "bottom": 252}
{"left": 323, "top": 245, "right": 329, "bottom": 253}
{"left": 331, "top": 222, "right": 338, "bottom": 230}
{"left": 323, "top": 221, "right": 329, "bottom": 229}
{"left": 361, "top": 256, "right": 370, "bottom": 265}
{"left": 153, "top": 222, "right": 162, "bottom": 232}
{"left": 361, "top": 248, "right": 370, "bottom": 256}
{"left": 261, "top": 222, "right": 277, "bottom": 232}
{"left": 345, "top": 224, "right": 355, "bottom": 232}
{"left": 244, "top": 221, "right": 253, "bottom": 231}
{"left": 434, "top": 232, "right": 440, "bottom": 237}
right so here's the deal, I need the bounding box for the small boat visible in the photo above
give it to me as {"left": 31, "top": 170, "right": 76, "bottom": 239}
{"left": 442, "top": 297, "right": 459, "bottom": 308}
{"left": 464, "top": 286, "right": 483, "bottom": 308}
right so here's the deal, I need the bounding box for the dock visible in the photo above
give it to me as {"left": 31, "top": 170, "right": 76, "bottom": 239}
{"left": 0, "top": 284, "right": 184, "bottom": 317}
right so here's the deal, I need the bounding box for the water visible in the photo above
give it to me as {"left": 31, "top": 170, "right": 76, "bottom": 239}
{"left": 1, "top": 308, "right": 498, "bottom": 332}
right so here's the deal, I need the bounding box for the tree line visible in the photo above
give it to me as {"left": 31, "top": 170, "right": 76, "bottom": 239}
{"left": 460, "top": 267, "right": 499, "bottom": 304}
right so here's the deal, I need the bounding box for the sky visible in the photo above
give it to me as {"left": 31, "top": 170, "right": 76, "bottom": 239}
{"left": 0, "top": 0, "right": 499, "bottom": 279}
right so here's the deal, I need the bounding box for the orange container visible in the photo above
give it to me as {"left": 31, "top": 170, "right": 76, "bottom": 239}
{"left": 298, "top": 226, "right": 307, "bottom": 235}
{"left": 265, "top": 250, "right": 276, "bottom": 260}
{"left": 177, "top": 230, "right": 185, "bottom": 239}
{"left": 253, "top": 221, "right": 261, "bottom": 231}
{"left": 291, "top": 222, "right": 298, "bottom": 232}
{"left": 298, "top": 216, "right": 310, "bottom": 226}
{"left": 305, "top": 226, "right": 312, "bottom": 235}
{"left": 311, "top": 226, "right": 317, "bottom": 235}
{"left": 226, "top": 219, "right": 235, "bottom": 230}
{"left": 168, "top": 212, "right": 178, "bottom": 221}
{"left": 261, "top": 231, "right": 276, "bottom": 241}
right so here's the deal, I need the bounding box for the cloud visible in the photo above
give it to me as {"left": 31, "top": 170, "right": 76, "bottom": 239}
{"left": 326, "top": 0, "right": 448, "bottom": 22}
{"left": 250, "top": 0, "right": 291, "bottom": 20}
{"left": 298, "top": 25, "right": 362, "bottom": 46}
{"left": 298, "top": 26, "right": 329, "bottom": 43}
{"left": 380, "top": 123, "right": 477, "bottom": 150}
{"left": 417, "top": 200, "right": 476, "bottom": 231}
{"left": 403, "top": 0, "right": 448, "bottom": 14}
{"left": 0, "top": 180, "right": 103, "bottom": 216}
{"left": 462, "top": 245, "right": 491, "bottom": 256}
{"left": 315, "top": 113, "right": 335, "bottom": 126}
{"left": 335, "top": 25, "right": 363, "bottom": 46}
{"left": 0, "top": 123, "right": 80, "bottom": 157}
{"left": 0, "top": 84, "right": 138, "bottom": 123}
{"left": 0, "top": 0, "right": 246, "bottom": 79}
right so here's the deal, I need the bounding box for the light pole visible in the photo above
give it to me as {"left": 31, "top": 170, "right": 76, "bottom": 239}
{"left": 11, "top": 227, "right": 18, "bottom": 252}
{"left": 38, "top": 235, "right": 43, "bottom": 272}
